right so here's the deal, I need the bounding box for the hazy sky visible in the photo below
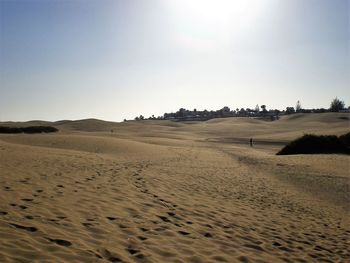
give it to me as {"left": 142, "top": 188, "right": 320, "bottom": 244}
{"left": 0, "top": 0, "right": 349, "bottom": 121}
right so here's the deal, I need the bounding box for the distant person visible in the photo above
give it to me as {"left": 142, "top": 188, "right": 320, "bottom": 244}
{"left": 250, "top": 138, "right": 253, "bottom": 147}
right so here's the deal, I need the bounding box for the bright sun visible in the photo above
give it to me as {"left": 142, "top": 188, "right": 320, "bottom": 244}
{"left": 166, "top": 0, "right": 267, "bottom": 33}
{"left": 163, "top": 0, "right": 269, "bottom": 52}
{"left": 170, "top": 0, "right": 267, "bottom": 22}
{"left": 185, "top": 0, "right": 252, "bottom": 19}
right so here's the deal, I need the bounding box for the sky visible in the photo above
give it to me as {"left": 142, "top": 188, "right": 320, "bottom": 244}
{"left": 0, "top": 0, "right": 349, "bottom": 121}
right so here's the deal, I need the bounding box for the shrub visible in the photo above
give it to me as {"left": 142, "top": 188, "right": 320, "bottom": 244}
{"left": 0, "top": 126, "right": 58, "bottom": 134}
{"left": 0, "top": 127, "right": 22, "bottom": 133}
{"left": 276, "top": 133, "right": 350, "bottom": 155}
{"left": 339, "top": 132, "right": 350, "bottom": 147}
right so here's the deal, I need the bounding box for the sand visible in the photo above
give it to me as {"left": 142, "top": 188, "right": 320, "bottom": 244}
{"left": 0, "top": 113, "right": 349, "bottom": 262}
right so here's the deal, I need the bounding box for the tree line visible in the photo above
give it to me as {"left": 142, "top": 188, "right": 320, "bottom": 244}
{"left": 131, "top": 97, "right": 348, "bottom": 121}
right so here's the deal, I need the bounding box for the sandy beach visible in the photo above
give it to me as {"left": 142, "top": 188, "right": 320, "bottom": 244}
{"left": 0, "top": 113, "right": 349, "bottom": 262}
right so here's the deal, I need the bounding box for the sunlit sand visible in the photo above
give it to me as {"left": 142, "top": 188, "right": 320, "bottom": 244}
{"left": 0, "top": 113, "right": 349, "bottom": 262}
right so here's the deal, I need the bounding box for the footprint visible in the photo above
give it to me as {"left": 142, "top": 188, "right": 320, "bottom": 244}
{"left": 10, "top": 223, "right": 37, "bottom": 232}
{"left": 107, "top": 217, "right": 117, "bottom": 221}
{"left": 279, "top": 246, "right": 294, "bottom": 252}
{"left": 204, "top": 232, "right": 213, "bottom": 238}
{"left": 47, "top": 238, "right": 72, "bottom": 247}
{"left": 127, "top": 248, "right": 139, "bottom": 255}
{"left": 134, "top": 253, "right": 145, "bottom": 259}
{"left": 0, "top": 211, "right": 8, "bottom": 215}
{"left": 212, "top": 255, "right": 228, "bottom": 262}
{"left": 178, "top": 230, "right": 190, "bottom": 236}
{"left": 140, "top": 227, "right": 149, "bottom": 232}
{"left": 167, "top": 212, "right": 176, "bottom": 217}
{"left": 244, "top": 244, "right": 264, "bottom": 251}
{"left": 19, "top": 179, "right": 30, "bottom": 184}
{"left": 21, "top": 198, "right": 33, "bottom": 202}
{"left": 273, "top": 241, "right": 282, "bottom": 247}
{"left": 87, "top": 250, "right": 103, "bottom": 259}
{"left": 158, "top": 216, "right": 171, "bottom": 223}
{"left": 126, "top": 246, "right": 142, "bottom": 257}
{"left": 100, "top": 248, "right": 123, "bottom": 262}
{"left": 237, "top": 255, "right": 249, "bottom": 263}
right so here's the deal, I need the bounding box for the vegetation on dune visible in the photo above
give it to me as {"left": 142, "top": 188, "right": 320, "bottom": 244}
{"left": 0, "top": 126, "right": 58, "bottom": 134}
{"left": 130, "top": 97, "right": 349, "bottom": 122}
{"left": 330, "top": 97, "right": 345, "bottom": 112}
{"left": 339, "top": 132, "right": 350, "bottom": 147}
{"left": 277, "top": 133, "right": 350, "bottom": 155}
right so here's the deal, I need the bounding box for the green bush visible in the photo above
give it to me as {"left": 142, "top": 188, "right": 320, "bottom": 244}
{"left": 0, "top": 126, "right": 58, "bottom": 134}
{"left": 339, "top": 132, "right": 350, "bottom": 147}
{"left": 277, "top": 133, "right": 350, "bottom": 155}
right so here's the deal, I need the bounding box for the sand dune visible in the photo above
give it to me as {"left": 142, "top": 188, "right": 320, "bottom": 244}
{"left": 0, "top": 113, "right": 349, "bottom": 262}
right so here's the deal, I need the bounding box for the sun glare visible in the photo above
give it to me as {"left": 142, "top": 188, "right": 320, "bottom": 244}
{"left": 185, "top": 0, "right": 250, "bottom": 19}
{"left": 166, "top": 0, "right": 266, "bottom": 30}
{"left": 164, "top": 0, "right": 268, "bottom": 52}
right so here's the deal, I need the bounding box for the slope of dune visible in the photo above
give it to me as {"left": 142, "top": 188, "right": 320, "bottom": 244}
{"left": 54, "top": 119, "right": 120, "bottom": 132}
{"left": 0, "top": 133, "right": 173, "bottom": 162}
{"left": 279, "top": 112, "right": 349, "bottom": 123}
{"left": 0, "top": 113, "right": 349, "bottom": 262}
{"left": 185, "top": 113, "right": 350, "bottom": 149}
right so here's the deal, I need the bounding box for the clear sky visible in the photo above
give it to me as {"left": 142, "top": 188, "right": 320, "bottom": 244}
{"left": 0, "top": 0, "right": 349, "bottom": 121}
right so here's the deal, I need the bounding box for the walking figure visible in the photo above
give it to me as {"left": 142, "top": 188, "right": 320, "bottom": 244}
{"left": 250, "top": 138, "right": 253, "bottom": 147}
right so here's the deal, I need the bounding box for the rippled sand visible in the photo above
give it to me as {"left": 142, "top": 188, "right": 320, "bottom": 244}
{"left": 0, "top": 113, "right": 349, "bottom": 262}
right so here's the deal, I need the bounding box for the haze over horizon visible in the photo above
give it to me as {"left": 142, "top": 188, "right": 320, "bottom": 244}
{"left": 0, "top": 0, "right": 349, "bottom": 122}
